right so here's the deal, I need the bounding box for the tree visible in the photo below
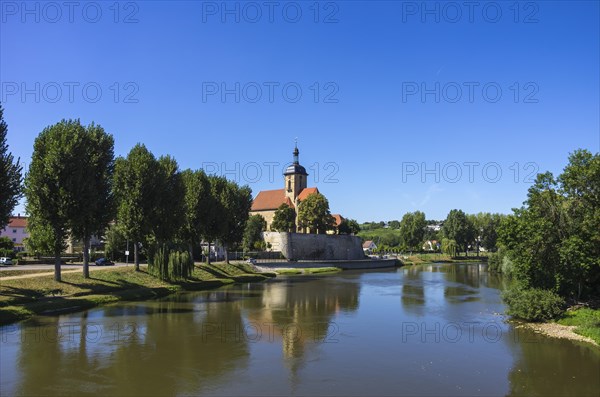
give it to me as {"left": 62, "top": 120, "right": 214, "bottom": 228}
{"left": 388, "top": 220, "right": 401, "bottom": 229}
{"left": 498, "top": 149, "right": 600, "bottom": 299}
{"left": 338, "top": 218, "right": 360, "bottom": 235}
{"left": 69, "top": 123, "right": 115, "bottom": 278}
{"left": 25, "top": 120, "right": 89, "bottom": 281}
{"left": 243, "top": 214, "right": 266, "bottom": 251}
{"left": 152, "top": 155, "right": 185, "bottom": 245}
{"left": 113, "top": 144, "right": 161, "bottom": 271}
{"left": 104, "top": 223, "right": 127, "bottom": 262}
{"left": 181, "top": 169, "right": 212, "bottom": 260}
{"left": 218, "top": 180, "right": 252, "bottom": 263}
{"left": 442, "top": 209, "right": 475, "bottom": 256}
{"left": 271, "top": 203, "right": 296, "bottom": 232}
{"left": 297, "top": 193, "right": 334, "bottom": 234}
{"left": 0, "top": 104, "right": 23, "bottom": 227}
{"left": 203, "top": 175, "right": 228, "bottom": 265}
{"left": 399, "top": 211, "right": 426, "bottom": 250}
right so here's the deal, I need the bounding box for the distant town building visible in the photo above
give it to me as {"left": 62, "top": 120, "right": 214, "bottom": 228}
{"left": 362, "top": 240, "right": 377, "bottom": 253}
{"left": 0, "top": 215, "right": 29, "bottom": 251}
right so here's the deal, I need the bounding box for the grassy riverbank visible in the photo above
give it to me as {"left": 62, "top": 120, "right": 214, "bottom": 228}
{"left": 0, "top": 262, "right": 274, "bottom": 325}
{"left": 557, "top": 308, "right": 600, "bottom": 345}
{"left": 400, "top": 253, "right": 488, "bottom": 265}
{"left": 270, "top": 267, "right": 341, "bottom": 275}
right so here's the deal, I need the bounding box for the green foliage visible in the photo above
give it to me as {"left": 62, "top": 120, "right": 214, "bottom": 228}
{"left": 399, "top": 211, "right": 426, "bottom": 250}
{"left": 297, "top": 193, "right": 335, "bottom": 234}
{"left": 149, "top": 245, "right": 193, "bottom": 281}
{"left": 441, "top": 238, "right": 458, "bottom": 257}
{"left": 243, "top": 214, "right": 266, "bottom": 251}
{"left": 557, "top": 308, "right": 600, "bottom": 345}
{"left": 113, "top": 144, "right": 161, "bottom": 269}
{"left": 498, "top": 150, "right": 600, "bottom": 299}
{"left": 358, "top": 228, "right": 401, "bottom": 248}
{"left": 502, "top": 287, "right": 565, "bottom": 322}
{"left": 0, "top": 104, "right": 23, "bottom": 227}
{"left": 338, "top": 218, "right": 360, "bottom": 235}
{"left": 212, "top": 176, "right": 253, "bottom": 259}
{"left": 271, "top": 203, "right": 296, "bottom": 232}
{"left": 487, "top": 246, "right": 514, "bottom": 276}
{"left": 104, "top": 223, "right": 127, "bottom": 261}
{"left": 442, "top": 209, "right": 475, "bottom": 255}
{"left": 152, "top": 155, "right": 185, "bottom": 244}
{"left": 0, "top": 236, "right": 14, "bottom": 251}
{"left": 181, "top": 169, "right": 212, "bottom": 255}
{"left": 25, "top": 119, "right": 97, "bottom": 280}
{"left": 66, "top": 122, "right": 115, "bottom": 277}
{"left": 0, "top": 248, "right": 15, "bottom": 258}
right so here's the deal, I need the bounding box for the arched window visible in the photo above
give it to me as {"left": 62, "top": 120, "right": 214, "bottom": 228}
{"left": 287, "top": 179, "right": 292, "bottom": 192}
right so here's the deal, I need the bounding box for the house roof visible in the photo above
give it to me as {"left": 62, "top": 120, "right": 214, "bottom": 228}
{"left": 297, "top": 187, "right": 319, "bottom": 201}
{"left": 332, "top": 214, "right": 344, "bottom": 227}
{"left": 7, "top": 217, "right": 28, "bottom": 228}
{"left": 251, "top": 186, "right": 321, "bottom": 211}
{"left": 251, "top": 189, "right": 293, "bottom": 211}
{"left": 362, "top": 240, "right": 375, "bottom": 248}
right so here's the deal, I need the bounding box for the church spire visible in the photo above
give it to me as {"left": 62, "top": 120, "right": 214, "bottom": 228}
{"left": 293, "top": 140, "right": 299, "bottom": 164}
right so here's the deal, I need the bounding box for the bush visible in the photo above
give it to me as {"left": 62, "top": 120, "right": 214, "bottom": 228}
{"left": 502, "top": 287, "right": 565, "bottom": 322}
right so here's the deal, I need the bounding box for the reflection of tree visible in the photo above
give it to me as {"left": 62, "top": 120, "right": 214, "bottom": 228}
{"left": 15, "top": 293, "right": 250, "bottom": 396}
{"left": 242, "top": 277, "right": 360, "bottom": 359}
{"left": 507, "top": 333, "right": 600, "bottom": 396}
{"left": 401, "top": 267, "right": 426, "bottom": 316}
{"left": 16, "top": 319, "right": 63, "bottom": 396}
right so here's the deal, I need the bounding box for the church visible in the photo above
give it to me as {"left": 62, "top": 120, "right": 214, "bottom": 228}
{"left": 249, "top": 145, "right": 343, "bottom": 233}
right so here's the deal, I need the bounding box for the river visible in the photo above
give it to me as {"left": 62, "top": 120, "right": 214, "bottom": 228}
{"left": 1, "top": 263, "right": 599, "bottom": 396}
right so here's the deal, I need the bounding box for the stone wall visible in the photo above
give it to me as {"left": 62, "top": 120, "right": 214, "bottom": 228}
{"left": 262, "top": 232, "right": 364, "bottom": 261}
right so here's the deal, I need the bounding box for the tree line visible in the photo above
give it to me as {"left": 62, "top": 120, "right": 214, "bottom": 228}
{"left": 20, "top": 118, "right": 252, "bottom": 282}
{"left": 359, "top": 210, "right": 504, "bottom": 255}
{"left": 493, "top": 149, "right": 599, "bottom": 314}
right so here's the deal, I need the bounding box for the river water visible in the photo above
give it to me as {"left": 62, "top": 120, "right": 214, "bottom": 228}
{"left": 1, "top": 263, "right": 599, "bottom": 396}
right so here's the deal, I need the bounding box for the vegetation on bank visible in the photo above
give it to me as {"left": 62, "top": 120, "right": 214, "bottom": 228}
{"left": 399, "top": 253, "right": 488, "bottom": 266}
{"left": 273, "top": 267, "right": 340, "bottom": 275}
{"left": 557, "top": 308, "right": 600, "bottom": 345}
{"left": 491, "top": 150, "right": 600, "bottom": 322}
{"left": 0, "top": 263, "right": 273, "bottom": 325}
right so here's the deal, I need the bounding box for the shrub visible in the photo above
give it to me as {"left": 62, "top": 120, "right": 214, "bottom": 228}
{"left": 502, "top": 287, "right": 565, "bottom": 322}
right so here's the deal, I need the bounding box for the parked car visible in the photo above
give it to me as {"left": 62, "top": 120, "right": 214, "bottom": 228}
{"left": 0, "top": 257, "right": 13, "bottom": 265}
{"left": 95, "top": 258, "right": 114, "bottom": 266}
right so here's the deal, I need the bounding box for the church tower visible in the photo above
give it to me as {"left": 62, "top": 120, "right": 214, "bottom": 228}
{"left": 283, "top": 144, "right": 308, "bottom": 203}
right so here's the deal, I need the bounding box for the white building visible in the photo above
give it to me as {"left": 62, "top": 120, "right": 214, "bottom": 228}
{"left": 1, "top": 215, "right": 29, "bottom": 251}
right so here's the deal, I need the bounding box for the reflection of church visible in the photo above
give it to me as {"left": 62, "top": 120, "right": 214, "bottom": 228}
{"left": 249, "top": 145, "right": 343, "bottom": 232}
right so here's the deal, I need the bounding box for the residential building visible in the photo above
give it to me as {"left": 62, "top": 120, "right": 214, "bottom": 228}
{"left": 0, "top": 215, "right": 29, "bottom": 251}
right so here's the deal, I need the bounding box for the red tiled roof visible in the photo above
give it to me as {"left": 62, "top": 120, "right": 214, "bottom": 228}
{"left": 297, "top": 187, "right": 319, "bottom": 201}
{"left": 362, "top": 240, "right": 375, "bottom": 248}
{"left": 332, "top": 214, "right": 344, "bottom": 227}
{"left": 7, "top": 217, "right": 28, "bottom": 228}
{"left": 251, "top": 189, "right": 293, "bottom": 211}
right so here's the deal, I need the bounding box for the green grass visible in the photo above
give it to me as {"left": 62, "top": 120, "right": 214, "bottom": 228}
{"left": 274, "top": 267, "right": 341, "bottom": 275}
{"left": 557, "top": 308, "right": 600, "bottom": 345}
{"left": 0, "top": 263, "right": 272, "bottom": 325}
{"left": 0, "top": 269, "right": 59, "bottom": 278}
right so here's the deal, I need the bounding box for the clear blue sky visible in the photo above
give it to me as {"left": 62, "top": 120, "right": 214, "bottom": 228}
{"left": 2, "top": 1, "right": 599, "bottom": 222}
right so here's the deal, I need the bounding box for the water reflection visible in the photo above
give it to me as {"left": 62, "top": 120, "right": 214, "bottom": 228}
{"left": 1, "top": 264, "right": 599, "bottom": 396}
